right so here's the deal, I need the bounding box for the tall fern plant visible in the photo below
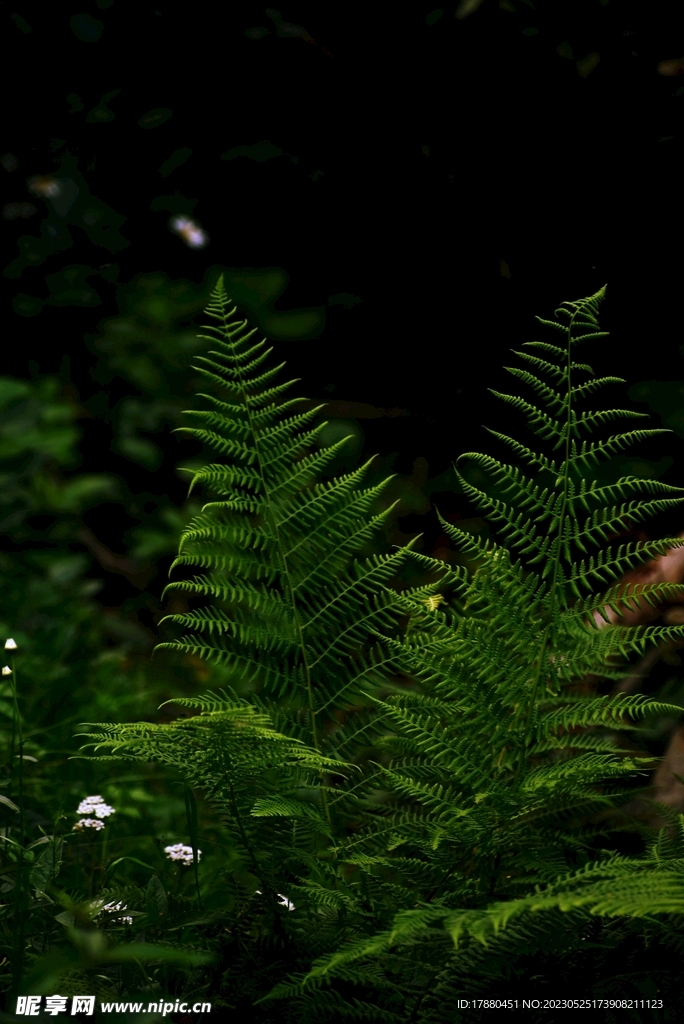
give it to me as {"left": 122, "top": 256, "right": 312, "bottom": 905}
{"left": 259, "top": 285, "right": 684, "bottom": 1018}
{"left": 80, "top": 276, "right": 431, "bottom": 1014}
{"left": 156, "top": 275, "right": 409, "bottom": 739}
{"left": 84, "top": 284, "right": 684, "bottom": 1020}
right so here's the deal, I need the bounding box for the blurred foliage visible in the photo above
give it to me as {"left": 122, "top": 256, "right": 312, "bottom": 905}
{"left": 630, "top": 379, "right": 684, "bottom": 440}
{"left": 0, "top": 405, "right": 219, "bottom": 1009}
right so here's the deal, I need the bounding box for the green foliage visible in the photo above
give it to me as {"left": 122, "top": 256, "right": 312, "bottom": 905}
{"left": 264, "top": 287, "right": 684, "bottom": 1015}
{"left": 7, "top": 280, "right": 684, "bottom": 1017}
{"left": 0, "top": 373, "right": 123, "bottom": 740}
{"left": 77, "top": 283, "right": 684, "bottom": 1018}
{"left": 144, "top": 275, "right": 409, "bottom": 732}
{"left": 75, "top": 276, "right": 423, "bottom": 1013}
{"left": 0, "top": 288, "right": 239, "bottom": 1007}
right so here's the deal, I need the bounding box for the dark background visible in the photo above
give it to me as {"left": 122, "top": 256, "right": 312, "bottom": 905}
{"left": 2, "top": 0, "right": 684, "bottom": 619}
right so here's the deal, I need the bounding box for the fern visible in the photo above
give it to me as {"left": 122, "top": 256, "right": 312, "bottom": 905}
{"left": 155, "top": 276, "right": 413, "bottom": 745}
{"left": 259, "top": 287, "right": 684, "bottom": 1016}
{"left": 78, "top": 276, "right": 425, "bottom": 1019}
{"left": 81, "top": 283, "right": 684, "bottom": 1020}
{"left": 81, "top": 270, "right": 417, "bottom": 793}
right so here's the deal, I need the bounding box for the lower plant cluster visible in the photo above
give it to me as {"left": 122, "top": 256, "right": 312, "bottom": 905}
{"left": 3, "top": 281, "right": 684, "bottom": 1021}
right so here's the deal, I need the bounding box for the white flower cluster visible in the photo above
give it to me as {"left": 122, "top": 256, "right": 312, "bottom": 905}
{"left": 73, "top": 818, "right": 105, "bottom": 832}
{"left": 164, "top": 843, "right": 201, "bottom": 865}
{"left": 102, "top": 899, "right": 133, "bottom": 926}
{"left": 77, "top": 795, "right": 115, "bottom": 818}
{"left": 73, "top": 795, "right": 115, "bottom": 831}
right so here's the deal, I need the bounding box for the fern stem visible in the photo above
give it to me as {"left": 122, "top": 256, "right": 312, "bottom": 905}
{"left": 217, "top": 297, "right": 333, "bottom": 836}
{"left": 487, "top": 851, "right": 502, "bottom": 899}
{"left": 227, "top": 778, "right": 262, "bottom": 881}
{"left": 405, "top": 968, "right": 441, "bottom": 1024}
{"left": 424, "top": 862, "right": 457, "bottom": 904}
{"left": 215, "top": 694, "right": 292, "bottom": 910}
{"left": 513, "top": 302, "right": 577, "bottom": 782}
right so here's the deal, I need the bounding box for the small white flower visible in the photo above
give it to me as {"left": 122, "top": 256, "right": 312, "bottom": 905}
{"left": 92, "top": 802, "right": 114, "bottom": 818}
{"left": 103, "top": 899, "right": 125, "bottom": 912}
{"left": 77, "top": 794, "right": 103, "bottom": 810}
{"left": 73, "top": 818, "right": 105, "bottom": 831}
{"left": 102, "top": 900, "right": 133, "bottom": 925}
{"left": 4, "top": 638, "right": 17, "bottom": 650}
{"left": 164, "top": 843, "right": 201, "bottom": 865}
{"left": 1, "top": 666, "right": 11, "bottom": 676}
{"left": 77, "top": 795, "right": 114, "bottom": 818}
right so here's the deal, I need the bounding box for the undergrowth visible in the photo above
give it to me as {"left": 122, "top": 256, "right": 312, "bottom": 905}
{"left": 3, "top": 279, "right": 684, "bottom": 1021}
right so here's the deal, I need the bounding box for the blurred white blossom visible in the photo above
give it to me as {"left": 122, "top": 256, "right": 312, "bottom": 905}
{"left": 28, "top": 175, "right": 61, "bottom": 198}
{"left": 164, "top": 843, "right": 201, "bottom": 865}
{"left": 170, "top": 215, "right": 208, "bottom": 249}
{"left": 4, "top": 638, "right": 17, "bottom": 650}
{"left": 73, "top": 818, "right": 105, "bottom": 831}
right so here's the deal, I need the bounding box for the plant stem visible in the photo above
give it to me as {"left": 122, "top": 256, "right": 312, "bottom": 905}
{"left": 219, "top": 298, "right": 333, "bottom": 836}
{"left": 10, "top": 653, "right": 26, "bottom": 1002}
{"left": 406, "top": 968, "right": 441, "bottom": 1024}
{"left": 488, "top": 851, "right": 502, "bottom": 900}
{"left": 100, "top": 827, "right": 108, "bottom": 890}
{"left": 513, "top": 303, "right": 577, "bottom": 783}
{"left": 227, "top": 779, "right": 261, "bottom": 881}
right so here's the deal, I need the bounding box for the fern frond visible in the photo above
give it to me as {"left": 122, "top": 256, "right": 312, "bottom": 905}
{"left": 84, "top": 281, "right": 684, "bottom": 1015}
{"left": 284, "top": 284, "right": 684, "bottom": 1012}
